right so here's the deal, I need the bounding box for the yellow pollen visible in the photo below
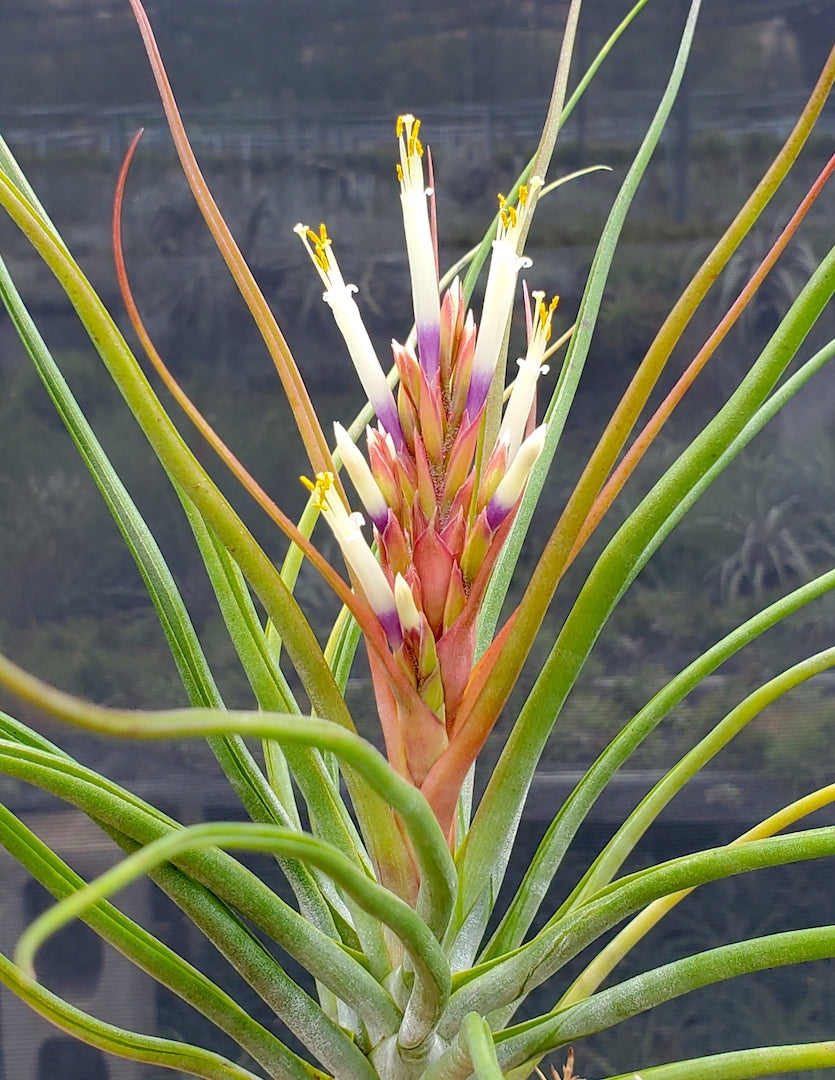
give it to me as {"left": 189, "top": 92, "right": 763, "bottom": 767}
{"left": 304, "top": 223, "right": 331, "bottom": 274}
{"left": 408, "top": 119, "right": 423, "bottom": 159}
{"left": 396, "top": 114, "right": 423, "bottom": 159}
{"left": 536, "top": 295, "right": 560, "bottom": 340}
{"left": 300, "top": 471, "right": 334, "bottom": 511}
{"left": 396, "top": 163, "right": 404, "bottom": 183}
{"left": 497, "top": 191, "right": 519, "bottom": 231}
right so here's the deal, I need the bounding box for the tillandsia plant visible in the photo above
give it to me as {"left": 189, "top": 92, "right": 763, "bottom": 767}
{"left": 0, "top": 1, "right": 834, "bottom": 1079}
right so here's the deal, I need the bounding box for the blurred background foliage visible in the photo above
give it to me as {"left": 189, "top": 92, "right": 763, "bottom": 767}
{"left": 0, "top": 0, "right": 833, "bottom": 788}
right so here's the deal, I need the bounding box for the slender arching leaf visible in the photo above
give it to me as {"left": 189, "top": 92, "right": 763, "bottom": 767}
{"left": 484, "top": 574, "right": 835, "bottom": 957}
{"left": 562, "top": 646, "right": 835, "bottom": 910}
{"left": 596, "top": 1043, "right": 835, "bottom": 1080}
{"left": 103, "top": 821, "right": 385, "bottom": 1075}
{"left": 0, "top": 236, "right": 297, "bottom": 838}
{"left": 444, "top": 0, "right": 705, "bottom": 949}
{"left": 561, "top": 783, "right": 835, "bottom": 1008}
{"left": 16, "top": 822, "right": 450, "bottom": 1055}
{"left": 441, "top": 827, "right": 835, "bottom": 1030}
{"left": 0, "top": 166, "right": 350, "bottom": 729}
{"left": 0, "top": 740, "right": 401, "bottom": 1048}
{"left": 0, "top": 804, "right": 307, "bottom": 1080}
{"left": 0, "top": 950, "right": 281, "bottom": 1080}
{"left": 493, "top": 925, "right": 835, "bottom": 1070}
{"left": 0, "top": 657, "right": 457, "bottom": 941}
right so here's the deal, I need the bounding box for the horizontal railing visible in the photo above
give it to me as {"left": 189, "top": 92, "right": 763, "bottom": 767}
{"left": 2, "top": 89, "right": 830, "bottom": 161}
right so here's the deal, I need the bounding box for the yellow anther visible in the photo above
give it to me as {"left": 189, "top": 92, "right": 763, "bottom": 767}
{"left": 535, "top": 294, "right": 560, "bottom": 341}
{"left": 518, "top": 184, "right": 529, "bottom": 206}
{"left": 396, "top": 113, "right": 423, "bottom": 159}
{"left": 497, "top": 191, "right": 519, "bottom": 231}
{"left": 396, "top": 163, "right": 404, "bottom": 183}
{"left": 302, "top": 223, "right": 332, "bottom": 274}
{"left": 300, "top": 471, "right": 334, "bottom": 512}
{"left": 408, "top": 119, "right": 423, "bottom": 159}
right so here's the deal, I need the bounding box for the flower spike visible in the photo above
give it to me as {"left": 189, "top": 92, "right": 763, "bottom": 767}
{"left": 297, "top": 121, "right": 553, "bottom": 811}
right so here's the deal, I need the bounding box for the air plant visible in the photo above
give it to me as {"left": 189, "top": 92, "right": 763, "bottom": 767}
{"left": 0, "top": 2, "right": 834, "bottom": 1079}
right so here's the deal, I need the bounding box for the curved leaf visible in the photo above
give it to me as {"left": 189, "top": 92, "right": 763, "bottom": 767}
{"left": 442, "top": 827, "right": 835, "bottom": 1030}
{"left": 0, "top": 658, "right": 457, "bottom": 941}
{"left": 0, "top": 950, "right": 274, "bottom": 1080}
{"left": 483, "top": 560, "right": 835, "bottom": 959}
{"left": 0, "top": 740, "right": 400, "bottom": 1048}
{"left": 495, "top": 925, "right": 835, "bottom": 1070}
{"left": 0, "top": 803, "right": 307, "bottom": 1080}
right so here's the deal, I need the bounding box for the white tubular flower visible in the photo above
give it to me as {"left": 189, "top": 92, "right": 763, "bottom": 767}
{"left": 394, "top": 573, "right": 422, "bottom": 636}
{"left": 465, "top": 179, "right": 542, "bottom": 418}
{"left": 486, "top": 423, "right": 547, "bottom": 531}
{"left": 333, "top": 421, "right": 389, "bottom": 531}
{"left": 396, "top": 114, "right": 441, "bottom": 381}
{"left": 295, "top": 223, "right": 403, "bottom": 447}
{"left": 498, "top": 292, "right": 556, "bottom": 462}
{"left": 301, "top": 472, "right": 402, "bottom": 647}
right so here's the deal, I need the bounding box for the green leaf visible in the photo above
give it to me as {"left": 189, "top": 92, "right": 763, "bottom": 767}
{"left": 0, "top": 950, "right": 274, "bottom": 1080}
{"left": 484, "top": 561, "right": 835, "bottom": 957}
{"left": 0, "top": 163, "right": 350, "bottom": 735}
{"left": 16, "top": 821, "right": 450, "bottom": 1054}
{"left": 495, "top": 925, "right": 835, "bottom": 1069}
{"left": 563, "top": 646, "right": 835, "bottom": 910}
{"left": 0, "top": 147, "right": 352, "bottom": 852}
{"left": 461, "top": 1013, "right": 504, "bottom": 1080}
{"left": 455, "top": 0, "right": 704, "bottom": 956}
{"left": 0, "top": 803, "right": 308, "bottom": 1080}
{"left": 442, "top": 827, "right": 835, "bottom": 1030}
{"left": 0, "top": 657, "right": 458, "bottom": 944}
{"left": 561, "top": 782, "right": 835, "bottom": 1010}
{"left": 0, "top": 740, "right": 399, "bottom": 1052}
{"left": 598, "top": 1042, "right": 835, "bottom": 1080}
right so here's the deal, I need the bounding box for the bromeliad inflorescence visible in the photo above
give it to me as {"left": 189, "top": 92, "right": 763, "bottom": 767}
{"left": 296, "top": 114, "right": 555, "bottom": 799}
